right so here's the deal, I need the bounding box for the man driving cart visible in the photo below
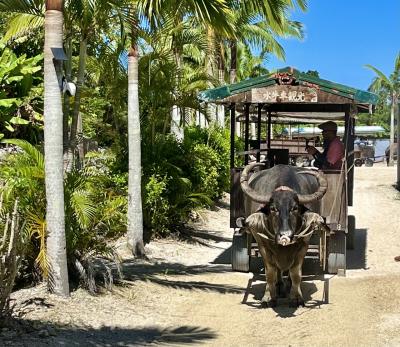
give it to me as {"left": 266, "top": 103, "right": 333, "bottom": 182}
{"left": 306, "top": 121, "right": 345, "bottom": 170}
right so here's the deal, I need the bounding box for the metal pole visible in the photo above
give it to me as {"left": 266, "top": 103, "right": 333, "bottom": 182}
{"left": 244, "top": 103, "right": 250, "bottom": 165}
{"left": 230, "top": 104, "right": 235, "bottom": 169}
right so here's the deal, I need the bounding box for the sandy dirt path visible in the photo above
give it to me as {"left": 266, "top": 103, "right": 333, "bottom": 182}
{"left": 5, "top": 163, "right": 400, "bottom": 346}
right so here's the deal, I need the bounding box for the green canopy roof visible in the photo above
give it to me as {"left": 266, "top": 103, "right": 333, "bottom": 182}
{"left": 198, "top": 67, "right": 378, "bottom": 106}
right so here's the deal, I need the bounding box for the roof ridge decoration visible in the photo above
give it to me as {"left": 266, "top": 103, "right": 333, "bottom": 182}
{"left": 275, "top": 71, "right": 296, "bottom": 85}
{"left": 198, "top": 66, "right": 378, "bottom": 106}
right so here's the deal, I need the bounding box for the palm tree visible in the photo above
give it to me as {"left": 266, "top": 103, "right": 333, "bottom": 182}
{"left": 43, "top": 0, "right": 69, "bottom": 296}
{"left": 67, "top": 0, "right": 127, "bottom": 167}
{"left": 125, "top": 0, "right": 233, "bottom": 257}
{"left": 126, "top": 7, "right": 146, "bottom": 257}
{"left": 366, "top": 53, "right": 400, "bottom": 166}
{"left": 227, "top": 0, "right": 306, "bottom": 83}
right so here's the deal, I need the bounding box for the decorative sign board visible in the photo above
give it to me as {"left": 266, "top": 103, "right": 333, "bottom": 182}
{"left": 251, "top": 85, "right": 318, "bottom": 103}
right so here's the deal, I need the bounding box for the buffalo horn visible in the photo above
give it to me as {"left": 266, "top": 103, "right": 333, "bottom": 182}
{"left": 296, "top": 170, "right": 328, "bottom": 204}
{"left": 240, "top": 162, "right": 271, "bottom": 203}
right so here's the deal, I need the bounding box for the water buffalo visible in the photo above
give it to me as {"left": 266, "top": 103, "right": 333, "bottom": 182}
{"left": 240, "top": 164, "right": 328, "bottom": 307}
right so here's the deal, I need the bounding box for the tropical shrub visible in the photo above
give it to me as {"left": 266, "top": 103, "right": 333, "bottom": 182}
{"left": 0, "top": 200, "right": 24, "bottom": 317}
{"left": 141, "top": 132, "right": 213, "bottom": 238}
{"left": 0, "top": 45, "right": 43, "bottom": 142}
{"left": 143, "top": 174, "right": 171, "bottom": 236}
{"left": 189, "top": 143, "right": 221, "bottom": 199}
{"left": 0, "top": 141, "right": 126, "bottom": 292}
{"left": 184, "top": 125, "right": 232, "bottom": 196}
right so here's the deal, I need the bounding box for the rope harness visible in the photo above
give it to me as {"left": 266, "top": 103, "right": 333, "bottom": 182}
{"left": 253, "top": 211, "right": 327, "bottom": 246}
{"left": 250, "top": 182, "right": 328, "bottom": 246}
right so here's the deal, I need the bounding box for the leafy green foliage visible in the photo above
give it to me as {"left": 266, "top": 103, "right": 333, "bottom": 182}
{"left": 183, "top": 125, "right": 230, "bottom": 197}
{"left": 139, "top": 127, "right": 231, "bottom": 238}
{"left": 0, "top": 44, "right": 43, "bottom": 142}
{"left": 0, "top": 141, "right": 126, "bottom": 290}
{"left": 143, "top": 174, "right": 171, "bottom": 236}
{"left": 190, "top": 143, "right": 220, "bottom": 199}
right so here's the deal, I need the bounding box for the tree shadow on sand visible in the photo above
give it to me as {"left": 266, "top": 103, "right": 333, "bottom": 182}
{"left": 179, "top": 227, "right": 232, "bottom": 247}
{"left": 120, "top": 259, "right": 244, "bottom": 294}
{"left": 1, "top": 317, "right": 217, "bottom": 347}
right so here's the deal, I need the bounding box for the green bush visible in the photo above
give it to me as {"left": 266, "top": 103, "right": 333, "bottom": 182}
{"left": 0, "top": 200, "right": 24, "bottom": 317}
{"left": 184, "top": 125, "right": 231, "bottom": 195}
{"left": 143, "top": 174, "right": 171, "bottom": 237}
{"left": 141, "top": 132, "right": 215, "bottom": 237}
{"left": 190, "top": 143, "right": 221, "bottom": 199}
{"left": 0, "top": 142, "right": 126, "bottom": 291}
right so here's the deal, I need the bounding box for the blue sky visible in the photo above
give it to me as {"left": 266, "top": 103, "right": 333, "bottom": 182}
{"left": 266, "top": 0, "right": 400, "bottom": 91}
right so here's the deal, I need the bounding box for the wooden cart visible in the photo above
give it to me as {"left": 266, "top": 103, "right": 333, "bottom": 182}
{"left": 199, "top": 67, "right": 378, "bottom": 275}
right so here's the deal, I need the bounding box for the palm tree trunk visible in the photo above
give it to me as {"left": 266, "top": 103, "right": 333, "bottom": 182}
{"left": 127, "top": 43, "right": 145, "bottom": 257}
{"left": 44, "top": 2, "right": 69, "bottom": 296}
{"left": 217, "top": 55, "right": 225, "bottom": 127}
{"left": 206, "top": 26, "right": 216, "bottom": 124}
{"left": 389, "top": 95, "right": 395, "bottom": 166}
{"left": 68, "top": 39, "right": 87, "bottom": 170}
{"left": 171, "top": 48, "right": 184, "bottom": 140}
{"left": 229, "top": 40, "right": 237, "bottom": 84}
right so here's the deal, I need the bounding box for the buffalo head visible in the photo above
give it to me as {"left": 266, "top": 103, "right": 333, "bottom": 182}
{"left": 240, "top": 163, "right": 327, "bottom": 246}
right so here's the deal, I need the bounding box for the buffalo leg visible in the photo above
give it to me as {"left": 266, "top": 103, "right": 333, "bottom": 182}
{"left": 262, "top": 264, "right": 278, "bottom": 307}
{"left": 276, "top": 270, "right": 286, "bottom": 298}
{"left": 288, "top": 264, "right": 304, "bottom": 307}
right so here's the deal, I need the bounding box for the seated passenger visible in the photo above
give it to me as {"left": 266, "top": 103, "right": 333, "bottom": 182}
{"left": 306, "top": 121, "right": 345, "bottom": 170}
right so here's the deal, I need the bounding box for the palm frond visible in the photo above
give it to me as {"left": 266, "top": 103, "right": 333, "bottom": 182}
{"left": 365, "top": 64, "right": 392, "bottom": 93}
{"left": 69, "top": 189, "right": 97, "bottom": 229}
{"left": 26, "top": 211, "right": 48, "bottom": 277}
{"left": 0, "top": 0, "right": 44, "bottom": 15}
{"left": 1, "top": 13, "right": 44, "bottom": 42}
{"left": 2, "top": 139, "right": 44, "bottom": 169}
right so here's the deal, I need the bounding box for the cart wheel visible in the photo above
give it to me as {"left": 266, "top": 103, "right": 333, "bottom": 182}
{"left": 346, "top": 215, "right": 355, "bottom": 250}
{"left": 354, "top": 158, "right": 363, "bottom": 167}
{"left": 327, "top": 231, "right": 346, "bottom": 275}
{"left": 365, "top": 158, "right": 374, "bottom": 167}
{"left": 232, "top": 231, "right": 250, "bottom": 272}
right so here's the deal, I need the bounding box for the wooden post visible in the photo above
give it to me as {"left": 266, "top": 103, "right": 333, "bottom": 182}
{"left": 230, "top": 104, "right": 235, "bottom": 169}
{"left": 267, "top": 110, "right": 272, "bottom": 149}
{"left": 257, "top": 103, "right": 263, "bottom": 162}
{"left": 244, "top": 103, "right": 250, "bottom": 165}
{"left": 345, "top": 105, "right": 355, "bottom": 206}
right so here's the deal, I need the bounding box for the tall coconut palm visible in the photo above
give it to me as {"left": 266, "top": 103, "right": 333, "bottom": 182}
{"left": 43, "top": 0, "right": 69, "bottom": 296}
{"left": 67, "top": 0, "right": 127, "bottom": 167}
{"left": 126, "top": 7, "right": 146, "bottom": 257}
{"left": 126, "top": 0, "right": 233, "bottom": 257}
{"left": 366, "top": 53, "right": 400, "bottom": 166}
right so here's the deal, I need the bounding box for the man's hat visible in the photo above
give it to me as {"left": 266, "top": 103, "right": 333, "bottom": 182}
{"left": 318, "top": 121, "right": 337, "bottom": 132}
